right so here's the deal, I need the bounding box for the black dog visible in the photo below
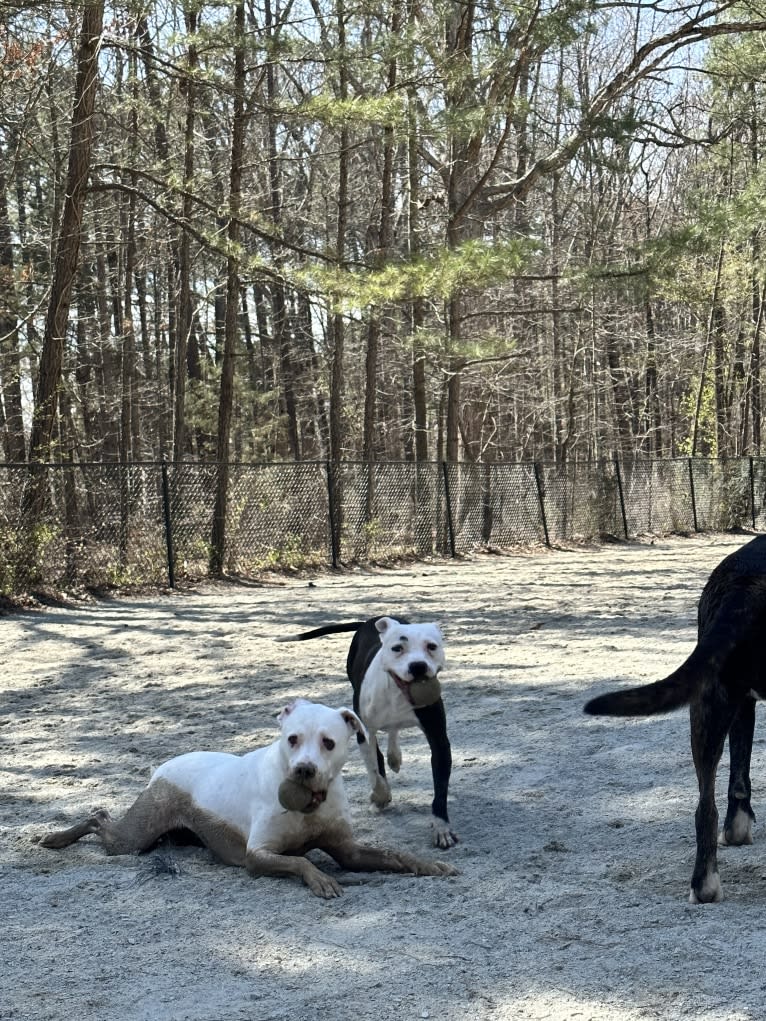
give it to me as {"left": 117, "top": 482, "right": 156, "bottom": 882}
{"left": 277, "top": 616, "right": 457, "bottom": 848}
{"left": 585, "top": 536, "right": 766, "bottom": 902}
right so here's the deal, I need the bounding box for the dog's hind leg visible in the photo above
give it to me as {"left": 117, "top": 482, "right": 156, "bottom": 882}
{"left": 40, "top": 781, "right": 181, "bottom": 856}
{"left": 689, "top": 692, "right": 736, "bottom": 903}
{"left": 39, "top": 809, "right": 112, "bottom": 849}
{"left": 721, "top": 697, "right": 756, "bottom": 847}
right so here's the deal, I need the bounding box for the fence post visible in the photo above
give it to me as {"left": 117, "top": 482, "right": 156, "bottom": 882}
{"left": 533, "top": 462, "right": 551, "bottom": 547}
{"left": 441, "top": 461, "right": 456, "bottom": 557}
{"left": 613, "top": 456, "right": 629, "bottom": 539}
{"left": 325, "top": 460, "right": 340, "bottom": 568}
{"left": 161, "top": 460, "right": 175, "bottom": 589}
{"left": 688, "top": 458, "right": 699, "bottom": 532}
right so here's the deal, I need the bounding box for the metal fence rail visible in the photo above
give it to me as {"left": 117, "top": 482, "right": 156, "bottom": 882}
{"left": 0, "top": 457, "right": 764, "bottom": 595}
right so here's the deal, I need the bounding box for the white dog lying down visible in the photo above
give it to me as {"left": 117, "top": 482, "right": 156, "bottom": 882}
{"left": 39, "top": 699, "right": 458, "bottom": 898}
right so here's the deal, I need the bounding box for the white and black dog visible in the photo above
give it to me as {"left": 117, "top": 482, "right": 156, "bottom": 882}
{"left": 585, "top": 535, "right": 766, "bottom": 903}
{"left": 278, "top": 616, "right": 457, "bottom": 849}
{"left": 38, "top": 699, "right": 457, "bottom": 898}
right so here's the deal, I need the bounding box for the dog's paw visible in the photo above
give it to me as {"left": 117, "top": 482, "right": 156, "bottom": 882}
{"left": 305, "top": 867, "right": 344, "bottom": 899}
{"left": 39, "top": 831, "right": 69, "bottom": 850}
{"left": 396, "top": 853, "right": 459, "bottom": 878}
{"left": 431, "top": 817, "right": 459, "bottom": 850}
{"left": 720, "top": 807, "right": 754, "bottom": 846}
{"left": 430, "top": 860, "right": 460, "bottom": 877}
{"left": 370, "top": 780, "right": 392, "bottom": 808}
{"left": 689, "top": 871, "right": 723, "bottom": 904}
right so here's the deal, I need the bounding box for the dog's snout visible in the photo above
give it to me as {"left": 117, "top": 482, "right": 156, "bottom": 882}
{"left": 293, "top": 762, "right": 317, "bottom": 781}
{"left": 409, "top": 660, "right": 429, "bottom": 679}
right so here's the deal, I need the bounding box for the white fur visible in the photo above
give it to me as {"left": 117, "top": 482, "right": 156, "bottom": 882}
{"left": 152, "top": 699, "right": 363, "bottom": 850}
{"left": 40, "top": 697, "right": 459, "bottom": 898}
{"left": 357, "top": 619, "right": 449, "bottom": 837}
{"left": 720, "top": 807, "right": 754, "bottom": 847}
{"left": 358, "top": 618, "right": 445, "bottom": 729}
{"left": 690, "top": 869, "right": 723, "bottom": 904}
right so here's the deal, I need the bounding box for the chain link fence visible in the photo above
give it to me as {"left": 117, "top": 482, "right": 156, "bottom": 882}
{"left": 1, "top": 457, "right": 765, "bottom": 596}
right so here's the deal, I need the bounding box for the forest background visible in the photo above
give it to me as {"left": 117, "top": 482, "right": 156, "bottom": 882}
{"left": 3, "top": 1, "right": 766, "bottom": 487}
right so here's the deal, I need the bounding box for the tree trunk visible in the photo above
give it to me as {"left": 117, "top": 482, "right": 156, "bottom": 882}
{"left": 172, "top": 8, "right": 198, "bottom": 463}
{"left": 362, "top": 0, "right": 400, "bottom": 467}
{"left": 443, "top": 0, "right": 478, "bottom": 464}
{"left": 644, "top": 298, "right": 662, "bottom": 456}
{"left": 326, "top": 0, "right": 350, "bottom": 558}
{"left": 264, "top": 0, "right": 301, "bottom": 460}
{"left": 120, "top": 49, "right": 140, "bottom": 464}
{"left": 407, "top": 22, "right": 428, "bottom": 462}
{"left": 27, "top": 1, "right": 104, "bottom": 472}
{"left": 210, "top": 0, "right": 246, "bottom": 576}
{"left": 0, "top": 165, "right": 26, "bottom": 461}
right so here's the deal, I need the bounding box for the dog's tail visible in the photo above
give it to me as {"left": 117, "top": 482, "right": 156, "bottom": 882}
{"left": 583, "top": 660, "right": 703, "bottom": 716}
{"left": 275, "top": 621, "right": 367, "bottom": 643}
{"left": 584, "top": 610, "right": 749, "bottom": 717}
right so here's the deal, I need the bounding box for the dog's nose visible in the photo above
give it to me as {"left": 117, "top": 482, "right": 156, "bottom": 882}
{"left": 293, "top": 762, "right": 317, "bottom": 781}
{"left": 409, "top": 660, "right": 429, "bottom": 679}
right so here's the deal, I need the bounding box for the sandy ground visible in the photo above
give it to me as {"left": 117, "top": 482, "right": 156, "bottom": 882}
{"left": 2, "top": 533, "right": 766, "bottom": 1021}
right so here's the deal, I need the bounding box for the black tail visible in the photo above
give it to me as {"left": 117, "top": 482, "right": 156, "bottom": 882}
{"left": 275, "top": 621, "right": 367, "bottom": 643}
{"left": 586, "top": 561, "right": 766, "bottom": 718}
{"left": 583, "top": 626, "right": 732, "bottom": 717}
{"left": 584, "top": 662, "right": 702, "bottom": 716}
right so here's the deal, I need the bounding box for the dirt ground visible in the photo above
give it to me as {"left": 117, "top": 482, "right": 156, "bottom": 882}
{"left": 2, "top": 533, "right": 766, "bottom": 1021}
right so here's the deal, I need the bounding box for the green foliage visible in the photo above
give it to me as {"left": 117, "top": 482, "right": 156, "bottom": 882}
{"left": 678, "top": 382, "right": 716, "bottom": 457}
{"left": 308, "top": 238, "right": 539, "bottom": 310}
{"left": 294, "top": 93, "right": 408, "bottom": 132}
{"left": 0, "top": 524, "right": 59, "bottom": 594}
{"left": 261, "top": 534, "right": 324, "bottom": 570}
{"left": 706, "top": 25, "right": 766, "bottom": 84}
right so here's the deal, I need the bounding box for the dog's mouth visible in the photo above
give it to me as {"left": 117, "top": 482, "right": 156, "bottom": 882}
{"left": 302, "top": 788, "right": 327, "bottom": 813}
{"left": 390, "top": 672, "right": 414, "bottom": 701}
{"left": 278, "top": 777, "right": 329, "bottom": 814}
{"left": 389, "top": 670, "right": 442, "bottom": 709}
{"left": 389, "top": 670, "right": 436, "bottom": 691}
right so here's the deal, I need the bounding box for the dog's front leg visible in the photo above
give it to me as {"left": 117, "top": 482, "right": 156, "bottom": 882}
{"left": 321, "top": 837, "right": 458, "bottom": 878}
{"left": 245, "top": 847, "right": 343, "bottom": 899}
{"left": 356, "top": 730, "right": 391, "bottom": 807}
{"left": 414, "top": 700, "right": 458, "bottom": 849}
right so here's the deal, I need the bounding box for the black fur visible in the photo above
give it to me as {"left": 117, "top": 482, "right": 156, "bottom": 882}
{"left": 585, "top": 536, "right": 766, "bottom": 902}
{"left": 279, "top": 616, "right": 453, "bottom": 836}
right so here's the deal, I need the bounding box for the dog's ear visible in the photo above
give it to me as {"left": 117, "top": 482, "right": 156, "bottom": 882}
{"left": 375, "top": 617, "right": 395, "bottom": 635}
{"left": 277, "top": 698, "right": 310, "bottom": 722}
{"left": 339, "top": 708, "right": 368, "bottom": 741}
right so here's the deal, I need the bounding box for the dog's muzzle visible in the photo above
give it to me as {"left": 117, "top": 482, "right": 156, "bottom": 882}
{"left": 279, "top": 777, "right": 329, "bottom": 813}
{"left": 389, "top": 670, "right": 442, "bottom": 708}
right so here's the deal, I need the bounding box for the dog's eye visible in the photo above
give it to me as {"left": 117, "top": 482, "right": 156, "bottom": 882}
{"left": 427, "top": 643, "right": 438, "bottom": 652}
{"left": 287, "top": 734, "right": 299, "bottom": 747}
{"left": 391, "top": 644, "right": 403, "bottom": 653}
{"left": 323, "top": 738, "right": 335, "bottom": 751}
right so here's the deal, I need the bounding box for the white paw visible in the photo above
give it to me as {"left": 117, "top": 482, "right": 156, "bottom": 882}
{"left": 371, "top": 779, "right": 392, "bottom": 808}
{"left": 720, "top": 808, "right": 754, "bottom": 846}
{"left": 689, "top": 871, "right": 723, "bottom": 904}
